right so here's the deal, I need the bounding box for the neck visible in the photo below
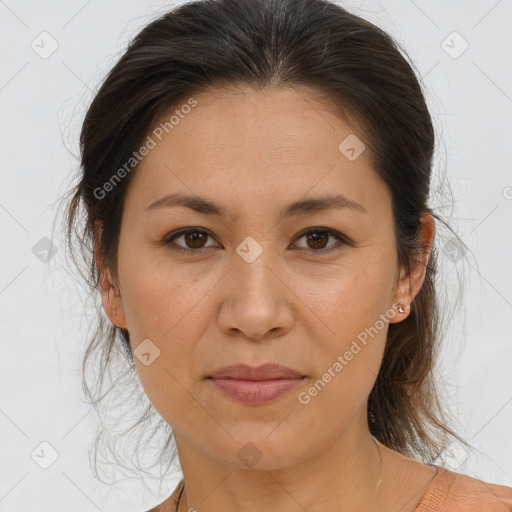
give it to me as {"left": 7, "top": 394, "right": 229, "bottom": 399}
{"left": 174, "top": 411, "right": 384, "bottom": 512}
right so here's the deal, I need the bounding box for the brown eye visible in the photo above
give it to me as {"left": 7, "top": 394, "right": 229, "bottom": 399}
{"left": 183, "top": 231, "right": 208, "bottom": 249}
{"left": 163, "top": 227, "right": 348, "bottom": 256}
{"left": 294, "top": 228, "right": 347, "bottom": 252}
{"left": 164, "top": 228, "right": 216, "bottom": 254}
{"left": 305, "top": 231, "right": 329, "bottom": 249}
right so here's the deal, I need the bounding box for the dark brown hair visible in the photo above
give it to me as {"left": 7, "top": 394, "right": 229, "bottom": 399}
{"left": 58, "top": 0, "right": 470, "bottom": 481}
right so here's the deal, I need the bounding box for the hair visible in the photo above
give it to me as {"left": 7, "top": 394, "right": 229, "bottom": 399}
{"left": 57, "top": 0, "right": 472, "bottom": 484}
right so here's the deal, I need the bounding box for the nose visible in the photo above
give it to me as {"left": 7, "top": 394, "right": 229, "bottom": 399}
{"left": 217, "top": 248, "right": 295, "bottom": 341}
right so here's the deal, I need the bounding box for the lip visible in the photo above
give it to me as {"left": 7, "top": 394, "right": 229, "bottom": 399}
{"left": 207, "top": 364, "right": 306, "bottom": 404}
{"left": 209, "top": 363, "right": 305, "bottom": 380}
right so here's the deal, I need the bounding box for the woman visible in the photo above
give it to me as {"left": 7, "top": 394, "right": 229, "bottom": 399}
{"left": 61, "top": 0, "right": 512, "bottom": 510}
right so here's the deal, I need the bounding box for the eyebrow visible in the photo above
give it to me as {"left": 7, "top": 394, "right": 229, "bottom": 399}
{"left": 144, "top": 192, "right": 367, "bottom": 217}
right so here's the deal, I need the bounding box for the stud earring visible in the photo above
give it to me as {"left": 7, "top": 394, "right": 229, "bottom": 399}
{"left": 397, "top": 304, "right": 406, "bottom": 313}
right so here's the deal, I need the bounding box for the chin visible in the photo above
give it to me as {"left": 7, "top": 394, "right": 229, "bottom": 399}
{"left": 204, "top": 427, "right": 314, "bottom": 471}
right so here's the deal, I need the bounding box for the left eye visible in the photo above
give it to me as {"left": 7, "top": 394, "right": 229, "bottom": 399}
{"left": 294, "top": 228, "right": 346, "bottom": 252}
{"left": 163, "top": 227, "right": 348, "bottom": 254}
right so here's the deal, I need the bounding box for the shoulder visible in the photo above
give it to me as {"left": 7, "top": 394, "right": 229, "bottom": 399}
{"left": 415, "top": 465, "right": 512, "bottom": 511}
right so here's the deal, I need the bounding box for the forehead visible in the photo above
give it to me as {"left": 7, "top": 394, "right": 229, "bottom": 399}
{"left": 147, "top": 84, "right": 361, "bottom": 158}
{"left": 125, "top": 85, "right": 391, "bottom": 222}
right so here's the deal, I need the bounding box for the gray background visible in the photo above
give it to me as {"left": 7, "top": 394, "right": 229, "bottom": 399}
{"left": 1, "top": 0, "right": 511, "bottom": 510}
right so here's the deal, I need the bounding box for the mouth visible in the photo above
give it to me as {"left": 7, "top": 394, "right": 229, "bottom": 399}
{"left": 207, "top": 363, "right": 306, "bottom": 404}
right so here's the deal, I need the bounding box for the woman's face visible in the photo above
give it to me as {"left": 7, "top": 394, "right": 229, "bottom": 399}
{"left": 98, "top": 85, "right": 431, "bottom": 470}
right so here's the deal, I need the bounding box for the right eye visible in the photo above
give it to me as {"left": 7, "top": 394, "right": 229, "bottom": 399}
{"left": 162, "top": 228, "right": 218, "bottom": 254}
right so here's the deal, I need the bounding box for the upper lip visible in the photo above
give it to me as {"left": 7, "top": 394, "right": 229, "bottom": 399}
{"left": 208, "top": 363, "right": 305, "bottom": 380}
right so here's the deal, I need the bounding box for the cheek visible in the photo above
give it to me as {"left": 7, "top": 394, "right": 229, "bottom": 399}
{"left": 118, "top": 244, "right": 204, "bottom": 339}
{"left": 314, "top": 257, "right": 394, "bottom": 342}
{"left": 116, "top": 245, "right": 210, "bottom": 402}
{"left": 132, "top": 356, "right": 190, "bottom": 431}
{"left": 304, "top": 251, "right": 394, "bottom": 398}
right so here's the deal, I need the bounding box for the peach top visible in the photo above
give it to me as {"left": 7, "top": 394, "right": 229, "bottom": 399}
{"left": 147, "top": 465, "right": 512, "bottom": 511}
{"left": 414, "top": 465, "right": 512, "bottom": 511}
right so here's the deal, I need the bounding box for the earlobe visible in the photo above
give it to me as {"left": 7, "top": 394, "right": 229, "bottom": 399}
{"left": 93, "top": 220, "right": 128, "bottom": 330}
{"left": 389, "top": 270, "right": 412, "bottom": 323}
{"left": 389, "top": 212, "right": 435, "bottom": 323}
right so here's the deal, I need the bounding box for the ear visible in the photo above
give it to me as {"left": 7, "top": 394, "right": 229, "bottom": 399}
{"left": 389, "top": 212, "right": 435, "bottom": 323}
{"left": 93, "top": 220, "right": 128, "bottom": 330}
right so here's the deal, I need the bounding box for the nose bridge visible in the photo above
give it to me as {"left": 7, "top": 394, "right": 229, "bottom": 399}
{"left": 218, "top": 237, "right": 294, "bottom": 339}
{"left": 233, "top": 237, "right": 280, "bottom": 299}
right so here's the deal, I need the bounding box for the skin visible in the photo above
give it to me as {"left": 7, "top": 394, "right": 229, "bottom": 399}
{"left": 94, "top": 85, "right": 437, "bottom": 512}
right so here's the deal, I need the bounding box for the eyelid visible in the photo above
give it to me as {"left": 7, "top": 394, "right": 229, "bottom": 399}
{"left": 163, "top": 227, "right": 350, "bottom": 254}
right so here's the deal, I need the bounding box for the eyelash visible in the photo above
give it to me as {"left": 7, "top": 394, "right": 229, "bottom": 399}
{"left": 162, "top": 227, "right": 350, "bottom": 255}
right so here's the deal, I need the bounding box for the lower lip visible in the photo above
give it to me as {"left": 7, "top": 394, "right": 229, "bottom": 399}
{"left": 209, "top": 377, "right": 304, "bottom": 404}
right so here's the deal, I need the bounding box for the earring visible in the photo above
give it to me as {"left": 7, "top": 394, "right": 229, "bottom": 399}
{"left": 397, "top": 304, "right": 406, "bottom": 313}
